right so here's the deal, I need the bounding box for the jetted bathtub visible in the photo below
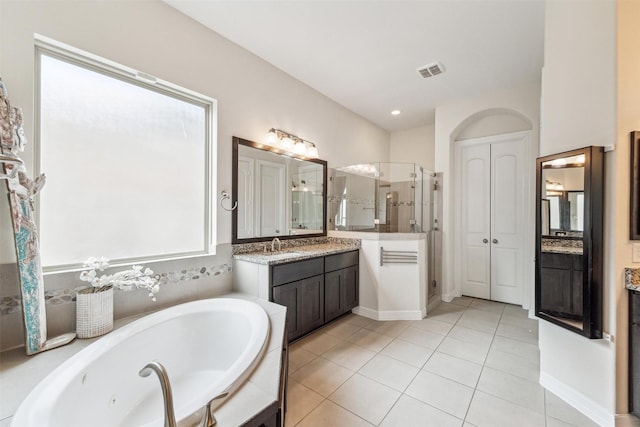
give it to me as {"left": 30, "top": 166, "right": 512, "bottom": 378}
{"left": 11, "top": 298, "right": 270, "bottom": 427}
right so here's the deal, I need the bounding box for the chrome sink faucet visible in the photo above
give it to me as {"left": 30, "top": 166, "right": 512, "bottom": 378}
{"left": 271, "top": 237, "right": 281, "bottom": 252}
{"left": 139, "top": 361, "right": 176, "bottom": 427}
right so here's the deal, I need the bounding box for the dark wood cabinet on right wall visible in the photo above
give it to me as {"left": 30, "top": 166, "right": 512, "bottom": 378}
{"left": 535, "top": 146, "right": 604, "bottom": 338}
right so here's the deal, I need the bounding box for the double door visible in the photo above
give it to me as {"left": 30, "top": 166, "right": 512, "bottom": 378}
{"left": 458, "top": 132, "right": 528, "bottom": 304}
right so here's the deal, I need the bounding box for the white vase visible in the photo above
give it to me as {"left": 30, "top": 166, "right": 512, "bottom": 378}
{"left": 76, "top": 286, "right": 113, "bottom": 338}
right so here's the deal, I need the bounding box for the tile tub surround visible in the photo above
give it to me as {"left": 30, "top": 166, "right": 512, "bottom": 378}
{"left": 233, "top": 237, "right": 361, "bottom": 265}
{"left": 285, "top": 297, "right": 603, "bottom": 427}
{"left": 0, "top": 293, "right": 286, "bottom": 427}
{"left": 626, "top": 267, "right": 640, "bottom": 292}
{"left": 0, "top": 246, "right": 235, "bottom": 352}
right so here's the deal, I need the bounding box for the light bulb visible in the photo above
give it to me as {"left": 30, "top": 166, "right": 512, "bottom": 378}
{"left": 294, "top": 141, "right": 307, "bottom": 155}
{"left": 307, "top": 145, "right": 319, "bottom": 158}
{"left": 266, "top": 129, "right": 277, "bottom": 145}
{"left": 281, "top": 137, "right": 294, "bottom": 151}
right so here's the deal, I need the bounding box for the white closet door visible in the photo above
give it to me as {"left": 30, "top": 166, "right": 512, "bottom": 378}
{"left": 257, "top": 160, "right": 285, "bottom": 237}
{"left": 490, "top": 137, "right": 526, "bottom": 304}
{"left": 461, "top": 143, "right": 492, "bottom": 299}
{"left": 237, "top": 157, "right": 254, "bottom": 238}
{"left": 459, "top": 132, "right": 528, "bottom": 304}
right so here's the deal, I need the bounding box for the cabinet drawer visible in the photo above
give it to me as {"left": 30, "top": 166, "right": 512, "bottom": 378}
{"left": 540, "top": 253, "right": 572, "bottom": 269}
{"left": 325, "top": 250, "right": 359, "bottom": 272}
{"left": 272, "top": 258, "right": 324, "bottom": 286}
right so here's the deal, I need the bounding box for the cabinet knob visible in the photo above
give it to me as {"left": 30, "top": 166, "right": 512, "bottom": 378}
{"left": 483, "top": 239, "right": 488, "bottom": 244}
{"left": 492, "top": 239, "right": 499, "bottom": 244}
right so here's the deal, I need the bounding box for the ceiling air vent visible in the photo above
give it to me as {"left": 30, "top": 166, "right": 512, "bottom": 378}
{"left": 417, "top": 62, "right": 445, "bottom": 78}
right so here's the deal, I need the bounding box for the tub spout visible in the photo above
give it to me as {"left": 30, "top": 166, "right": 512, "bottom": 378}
{"left": 139, "top": 361, "right": 177, "bottom": 427}
{"left": 198, "top": 391, "right": 229, "bottom": 427}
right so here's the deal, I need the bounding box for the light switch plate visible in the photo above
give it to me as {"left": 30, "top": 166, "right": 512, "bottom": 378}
{"left": 633, "top": 243, "right": 640, "bottom": 263}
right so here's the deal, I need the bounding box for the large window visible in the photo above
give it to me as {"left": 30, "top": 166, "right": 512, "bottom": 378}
{"left": 36, "top": 37, "right": 216, "bottom": 271}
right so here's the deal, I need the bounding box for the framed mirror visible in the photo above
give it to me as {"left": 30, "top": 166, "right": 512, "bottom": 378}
{"left": 535, "top": 146, "right": 604, "bottom": 338}
{"left": 232, "top": 136, "right": 327, "bottom": 244}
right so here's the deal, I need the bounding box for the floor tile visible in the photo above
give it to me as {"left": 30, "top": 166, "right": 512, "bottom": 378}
{"left": 423, "top": 352, "right": 483, "bottom": 388}
{"left": 437, "top": 337, "right": 490, "bottom": 365}
{"left": 397, "top": 326, "right": 445, "bottom": 349}
{"left": 544, "top": 390, "right": 601, "bottom": 427}
{"left": 379, "top": 338, "right": 434, "bottom": 368}
{"left": 329, "top": 373, "right": 401, "bottom": 425}
{"left": 380, "top": 394, "right": 464, "bottom": 427}
{"left": 412, "top": 317, "right": 455, "bottom": 335}
{"left": 288, "top": 345, "right": 318, "bottom": 373}
{"left": 297, "top": 331, "right": 344, "bottom": 355}
{"left": 321, "top": 341, "right": 376, "bottom": 371}
{"left": 469, "top": 299, "right": 506, "bottom": 314}
{"left": 291, "top": 357, "right": 353, "bottom": 397}
{"left": 447, "top": 325, "right": 494, "bottom": 346}
{"left": 496, "top": 322, "right": 538, "bottom": 345}
{"left": 295, "top": 400, "right": 374, "bottom": 427}
{"left": 476, "top": 366, "right": 545, "bottom": 414}
{"left": 484, "top": 347, "right": 539, "bottom": 382}
{"left": 426, "top": 305, "right": 466, "bottom": 324}
{"left": 364, "top": 320, "right": 413, "bottom": 337}
{"left": 346, "top": 328, "right": 395, "bottom": 353}
{"left": 499, "top": 312, "right": 539, "bottom": 331}
{"left": 358, "top": 354, "right": 420, "bottom": 391}
{"left": 466, "top": 390, "right": 545, "bottom": 427}
{"left": 405, "top": 370, "right": 474, "bottom": 419}
{"left": 490, "top": 335, "right": 540, "bottom": 364}
{"left": 322, "top": 320, "right": 362, "bottom": 340}
{"left": 503, "top": 304, "right": 531, "bottom": 318}
{"left": 284, "top": 380, "right": 325, "bottom": 427}
{"left": 450, "top": 296, "right": 474, "bottom": 307}
{"left": 344, "top": 314, "right": 376, "bottom": 328}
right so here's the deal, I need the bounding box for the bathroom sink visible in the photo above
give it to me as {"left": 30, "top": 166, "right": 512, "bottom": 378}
{"left": 263, "top": 251, "right": 304, "bottom": 260}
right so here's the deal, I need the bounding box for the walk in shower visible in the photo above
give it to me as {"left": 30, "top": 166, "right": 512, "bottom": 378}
{"left": 328, "top": 163, "right": 442, "bottom": 317}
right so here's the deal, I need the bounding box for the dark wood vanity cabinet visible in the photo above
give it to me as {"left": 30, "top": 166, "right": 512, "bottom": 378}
{"left": 324, "top": 251, "right": 359, "bottom": 322}
{"left": 539, "top": 252, "right": 583, "bottom": 319}
{"left": 630, "top": 290, "right": 640, "bottom": 416}
{"left": 271, "top": 251, "right": 359, "bottom": 342}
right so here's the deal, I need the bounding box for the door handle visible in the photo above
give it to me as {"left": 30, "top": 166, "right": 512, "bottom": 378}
{"left": 483, "top": 239, "right": 488, "bottom": 244}
{"left": 492, "top": 239, "right": 498, "bottom": 244}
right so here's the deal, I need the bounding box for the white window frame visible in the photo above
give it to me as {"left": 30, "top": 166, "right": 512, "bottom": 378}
{"left": 34, "top": 35, "right": 217, "bottom": 272}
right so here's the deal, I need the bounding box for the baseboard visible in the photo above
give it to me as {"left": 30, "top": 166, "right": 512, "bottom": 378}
{"left": 351, "top": 306, "right": 424, "bottom": 321}
{"left": 540, "top": 371, "right": 615, "bottom": 427}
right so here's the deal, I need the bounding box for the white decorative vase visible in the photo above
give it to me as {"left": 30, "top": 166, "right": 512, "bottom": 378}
{"left": 76, "top": 286, "right": 114, "bottom": 338}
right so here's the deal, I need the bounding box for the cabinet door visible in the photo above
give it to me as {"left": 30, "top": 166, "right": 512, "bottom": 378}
{"left": 325, "top": 266, "right": 359, "bottom": 322}
{"left": 273, "top": 282, "right": 301, "bottom": 341}
{"left": 324, "top": 270, "right": 342, "bottom": 322}
{"left": 298, "top": 275, "right": 325, "bottom": 337}
{"left": 273, "top": 275, "right": 324, "bottom": 341}
{"left": 343, "top": 265, "right": 359, "bottom": 311}
{"left": 540, "top": 267, "right": 571, "bottom": 315}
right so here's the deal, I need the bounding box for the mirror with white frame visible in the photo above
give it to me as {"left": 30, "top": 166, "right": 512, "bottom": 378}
{"left": 232, "top": 136, "right": 327, "bottom": 244}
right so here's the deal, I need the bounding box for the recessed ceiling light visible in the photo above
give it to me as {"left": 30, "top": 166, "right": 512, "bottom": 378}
{"left": 391, "top": 110, "right": 401, "bottom": 116}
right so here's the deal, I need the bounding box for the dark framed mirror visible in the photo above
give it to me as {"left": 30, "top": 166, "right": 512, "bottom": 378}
{"left": 232, "top": 136, "right": 328, "bottom": 244}
{"left": 535, "top": 146, "right": 604, "bottom": 338}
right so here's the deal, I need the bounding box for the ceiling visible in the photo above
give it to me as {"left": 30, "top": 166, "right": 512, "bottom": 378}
{"left": 164, "top": 1, "right": 545, "bottom": 132}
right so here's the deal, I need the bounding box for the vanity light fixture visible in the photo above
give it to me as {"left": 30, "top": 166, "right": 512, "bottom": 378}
{"left": 265, "top": 128, "right": 319, "bottom": 159}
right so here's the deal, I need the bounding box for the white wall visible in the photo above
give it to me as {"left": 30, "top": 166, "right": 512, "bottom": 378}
{"left": 0, "top": 0, "right": 389, "bottom": 350}
{"left": 616, "top": 0, "right": 640, "bottom": 413}
{"left": 390, "top": 124, "right": 435, "bottom": 171}
{"left": 434, "top": 82, "right": 541, "bottom": 306}
{"left": 537, "top": 1, "right": 617, "bottom": 425}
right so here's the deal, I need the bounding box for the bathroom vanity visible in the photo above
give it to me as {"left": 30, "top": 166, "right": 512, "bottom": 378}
{"left": 233, "top": 243, "right": 359, "bottom": 342}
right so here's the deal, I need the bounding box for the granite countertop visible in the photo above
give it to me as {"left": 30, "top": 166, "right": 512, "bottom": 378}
{"left": 0, "top": 293, "right": 286, "bottom": 427}
{"left": 625, "top": 267, "right": 640, "bottom": 292}
{"left": 541, "top": 245, "right": 584, "bottom": 255}
{"left": 233, "top": 242, "right": 360, "bottom": 265}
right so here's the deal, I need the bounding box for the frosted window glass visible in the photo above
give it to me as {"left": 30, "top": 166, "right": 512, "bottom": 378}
{"left": 38, "top": 53, "right": 211, "bottom": 268}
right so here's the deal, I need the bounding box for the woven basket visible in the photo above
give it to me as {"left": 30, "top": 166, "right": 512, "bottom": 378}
{"left": 76, "top": 286, "right": 114, "bottom": 338}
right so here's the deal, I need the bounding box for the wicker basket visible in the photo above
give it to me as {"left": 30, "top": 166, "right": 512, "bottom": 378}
{"left": 76, "top": 286, "right": 113, "bottom": 338}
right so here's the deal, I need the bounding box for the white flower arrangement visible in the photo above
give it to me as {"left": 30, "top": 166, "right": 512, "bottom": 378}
{"left": 79, "top": 256, "right": 160, "bottom": 301}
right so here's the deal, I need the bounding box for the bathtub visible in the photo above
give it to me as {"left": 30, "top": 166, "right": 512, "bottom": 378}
{"left": 11, "top": 298, "right": 270, "bottom": 427}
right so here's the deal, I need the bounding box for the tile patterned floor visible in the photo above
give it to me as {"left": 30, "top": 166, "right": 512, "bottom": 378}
{"left": 285, "top": 297, "right": 604, "bottom": 427}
